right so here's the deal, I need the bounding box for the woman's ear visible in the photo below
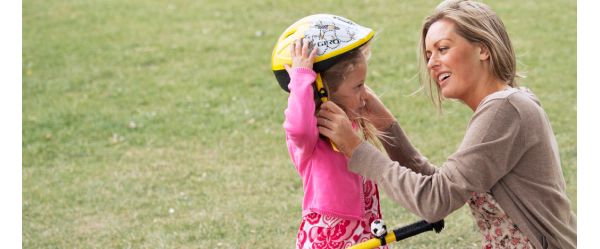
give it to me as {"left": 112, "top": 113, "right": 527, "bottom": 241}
{"left": 478, "top": 43, "right": 490, "bottom": 61}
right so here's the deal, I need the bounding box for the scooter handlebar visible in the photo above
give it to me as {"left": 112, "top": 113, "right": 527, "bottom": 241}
{"left": 394, "top": 219, "right": 444, "bottom": 241}
{"left": 348, "top": 219, "right": 444, "bottom": 249}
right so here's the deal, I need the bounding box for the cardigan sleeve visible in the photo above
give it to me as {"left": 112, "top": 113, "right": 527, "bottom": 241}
{"left": 283, "top": 67, "right": 319, "bottom": 161}
{"left": 380, "top": 121, "right": 438, "bottom": 176}
{"left": 348, "top": 98, "right": 529, "bottom": 222}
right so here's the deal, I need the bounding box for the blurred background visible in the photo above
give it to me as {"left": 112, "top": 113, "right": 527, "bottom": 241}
{"left": 22, "top": 0, "right": 576, "bottom": 248}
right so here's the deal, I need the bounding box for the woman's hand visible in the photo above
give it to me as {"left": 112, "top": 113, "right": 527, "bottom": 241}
{"left": 317, "top": 101, "right": 362, "bottom": 157}
{"left": 284, "top": 38, "right": 318, "bottom": 73}
{"left": 363, "top": 86, "right": 396, "bottom": 131}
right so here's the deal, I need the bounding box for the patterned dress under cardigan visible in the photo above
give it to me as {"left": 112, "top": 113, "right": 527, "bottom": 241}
{"left": 296, "top": 179, "right": 388, "bottom": 249}
{"left": 468, "top": 192, "right": 535, "bottom": 249}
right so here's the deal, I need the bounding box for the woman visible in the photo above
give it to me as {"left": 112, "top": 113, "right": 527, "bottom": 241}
{"left": 316, "top": 1, "right": 576, "bottom": 248}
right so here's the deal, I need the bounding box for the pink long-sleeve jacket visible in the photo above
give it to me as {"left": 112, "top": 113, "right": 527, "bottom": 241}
{"left": 283, "top": 67, "right": 366, "bottom": 220}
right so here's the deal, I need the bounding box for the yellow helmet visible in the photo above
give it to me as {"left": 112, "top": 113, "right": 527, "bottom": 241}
{"left": 271, "top": 14, "right": 374, "bottom": 92}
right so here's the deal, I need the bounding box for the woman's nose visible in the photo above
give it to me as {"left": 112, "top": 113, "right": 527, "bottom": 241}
{"left": 427, "top": 53, "right": 440, "bottom": 70}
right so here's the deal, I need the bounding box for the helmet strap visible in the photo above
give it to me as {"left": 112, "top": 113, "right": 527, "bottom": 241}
{"left": 315, "top": 73, "right": 339, "bottom": 152}
{"left": 315, "top": 73, "right": 329, "bottom": 103}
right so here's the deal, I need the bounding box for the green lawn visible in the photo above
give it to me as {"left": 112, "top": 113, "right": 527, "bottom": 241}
{"left": 23, "top": 0, "right": 576, "bottom": 248}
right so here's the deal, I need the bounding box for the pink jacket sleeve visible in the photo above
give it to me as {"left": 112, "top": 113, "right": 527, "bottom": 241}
{"left": 283, "top": 67, "right": 319, "bottom": 159}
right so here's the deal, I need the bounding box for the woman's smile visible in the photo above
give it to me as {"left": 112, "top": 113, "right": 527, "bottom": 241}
{"left": 436, "top": 72, "right": 452, "bottom": 88}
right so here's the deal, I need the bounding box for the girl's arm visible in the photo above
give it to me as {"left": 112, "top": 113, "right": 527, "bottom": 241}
{"left": 282, "top": 39, "right": 319, "bottom": 159}
{"left": 283, "top": 68, "right": 319, "bottom": 154}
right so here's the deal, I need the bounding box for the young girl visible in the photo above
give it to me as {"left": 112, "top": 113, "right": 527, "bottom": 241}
{"left": 279, "top": 24, "right": 387, "bottom": 248}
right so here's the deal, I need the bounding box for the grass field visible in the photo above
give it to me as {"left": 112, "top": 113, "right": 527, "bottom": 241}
{"left": 23, "top": 0, "right": 576, "bottom": 248}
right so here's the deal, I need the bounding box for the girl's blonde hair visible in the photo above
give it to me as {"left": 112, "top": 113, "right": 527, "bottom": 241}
{"left": 418, "top": 0, "right": 522, "bottom": 109}
{"left": 320, "top": 45, "right": 385, "bottom": 150}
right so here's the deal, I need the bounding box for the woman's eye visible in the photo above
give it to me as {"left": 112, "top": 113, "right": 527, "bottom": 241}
{"left": 439, "top": 47, "right": 448, "bottom": 53}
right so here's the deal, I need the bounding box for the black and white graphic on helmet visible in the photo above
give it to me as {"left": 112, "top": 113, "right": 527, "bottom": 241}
{"left": 304, "top": 20, "right": 357, "bottom": 56}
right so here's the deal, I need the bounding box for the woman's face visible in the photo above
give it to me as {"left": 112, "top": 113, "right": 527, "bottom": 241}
{"left": 424, "top": 19, "right": 488, "bottom": 101}
{"left": 331, "top": 61, "right": 368, "bottom": 120}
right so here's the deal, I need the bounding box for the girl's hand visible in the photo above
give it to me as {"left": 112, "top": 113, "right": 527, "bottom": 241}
{"left": 364, "top": 86, "right": 396, "bottom": 130}
{"left": 284, "top": 38, "right": 318, "bottom": 73}
{"left": 317, "top": 101, "right": 362, "bottom": 158}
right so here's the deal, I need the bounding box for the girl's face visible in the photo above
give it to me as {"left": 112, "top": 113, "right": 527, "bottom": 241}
{"left": 424, "top": 19, "right": 489, "bottom": 101}
{"left": 331, "top": 61, "right": 368, "bottom": 120}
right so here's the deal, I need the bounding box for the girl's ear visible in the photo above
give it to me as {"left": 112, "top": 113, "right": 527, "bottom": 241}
{"left": 478, "top": 43, "right": 490, "bottom": 61}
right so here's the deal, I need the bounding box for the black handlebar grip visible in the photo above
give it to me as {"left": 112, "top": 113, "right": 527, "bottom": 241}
{"left": 393, "top": 219, "right": 445, "bottom": 241}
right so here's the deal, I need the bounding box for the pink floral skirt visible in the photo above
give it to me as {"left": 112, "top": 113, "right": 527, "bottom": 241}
{"left": 468, "top": 192, "right": 534, "bottom": 249}
{"left": 295, "top": 180, "right": 387, "bottom": 249}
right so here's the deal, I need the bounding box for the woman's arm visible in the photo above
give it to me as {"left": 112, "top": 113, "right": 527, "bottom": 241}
{"left": 380, "top": 121, "right": 438, "bottom": 175}
{"left": 348, "top": 141, "right": 468, "bottom": 222}
{"left": 363, "top": 88, "right": 438, "bottom": 175}
{"left": 319, "top": 98, "right": 527, "bottom": 222}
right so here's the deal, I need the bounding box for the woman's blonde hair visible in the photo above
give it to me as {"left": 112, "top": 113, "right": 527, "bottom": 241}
{"left": 418, "top": 0, "right": 521, "bottom": 109}
{"left": 320, "top": 45, "right": 385, "bottom": 150}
